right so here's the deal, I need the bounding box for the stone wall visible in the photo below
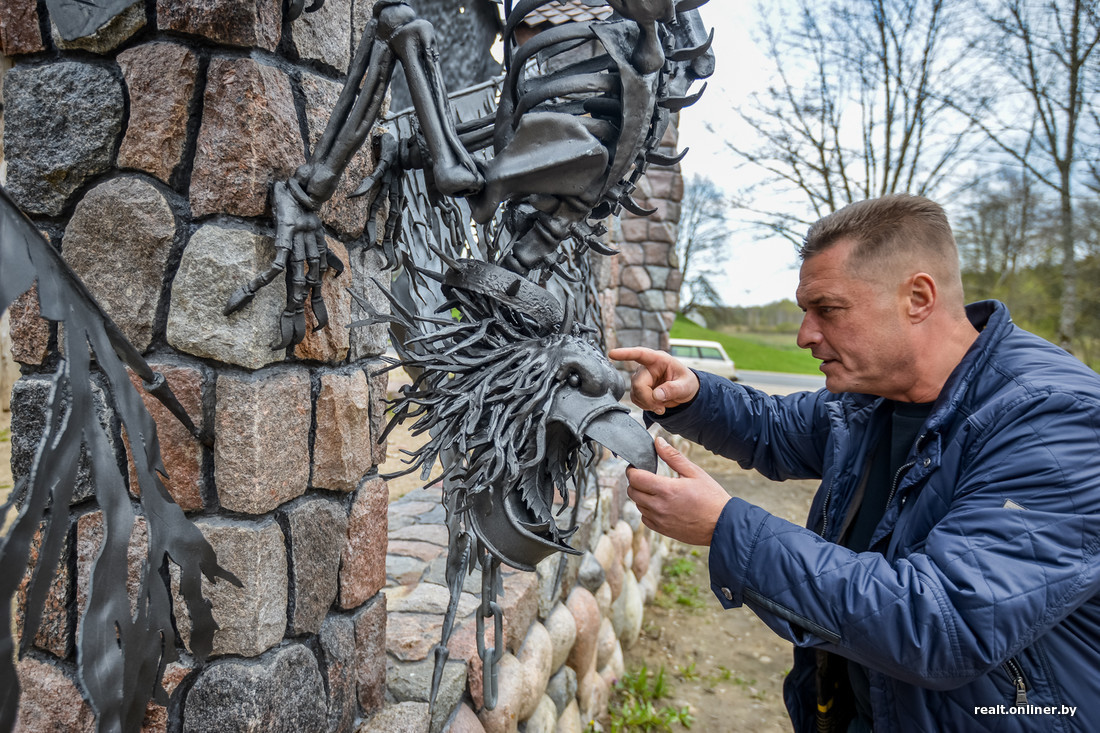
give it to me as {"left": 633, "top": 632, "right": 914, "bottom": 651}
{"left": 606, "top": 119, "right": 684, "bottom": 353}
{"left": 2, "top": 1, "right": 393, "bottom": 730}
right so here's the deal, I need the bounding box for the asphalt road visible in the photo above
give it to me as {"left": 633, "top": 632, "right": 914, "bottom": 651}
{"left": 737, "top": 369, "right": 826, "bottom": 396}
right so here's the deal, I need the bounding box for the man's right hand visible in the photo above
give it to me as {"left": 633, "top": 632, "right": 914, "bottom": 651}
{"left": 608, "top": 347, "right": 700, "bottom": 415}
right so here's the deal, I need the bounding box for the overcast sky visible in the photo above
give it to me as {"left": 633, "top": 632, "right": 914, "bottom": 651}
{"left": 676, "top": 3, "right": 804, "bottom": 307}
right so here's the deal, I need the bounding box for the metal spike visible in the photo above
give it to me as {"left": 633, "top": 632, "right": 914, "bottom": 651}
{"left": 658, "top": 82, "right": 708, "bottom": 111}
{"left": 646, "top": 147, "right": 690, "bottom": 166}
{"left": 668, "top": 27, "right": 714, "bottom": 62}
{"left": 620, "top": 196, "right": 658, "bottom": 216}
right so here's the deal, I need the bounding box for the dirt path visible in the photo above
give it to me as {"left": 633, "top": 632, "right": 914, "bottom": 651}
{"left": 620, "top": 446, "right": 819, "bottom": 733}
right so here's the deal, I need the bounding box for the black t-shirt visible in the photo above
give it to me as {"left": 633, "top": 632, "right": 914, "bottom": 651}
{"left": 845, "top": 400, "right": 934, "bottom": 728}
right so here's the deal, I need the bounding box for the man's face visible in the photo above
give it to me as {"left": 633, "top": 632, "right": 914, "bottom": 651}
{"left": 795, "top": 238, "right": 913, "bottom": 397}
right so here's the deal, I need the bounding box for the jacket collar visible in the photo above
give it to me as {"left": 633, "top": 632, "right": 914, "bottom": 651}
{"left": 919, "top": 300, "right": 1009, "bottom": 435}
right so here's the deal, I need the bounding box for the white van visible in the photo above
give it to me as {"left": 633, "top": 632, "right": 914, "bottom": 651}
{"left": 668, "top": 338, "right": 737, "bottom": 380}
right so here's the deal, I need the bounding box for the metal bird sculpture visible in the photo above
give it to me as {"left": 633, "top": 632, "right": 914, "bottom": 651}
{"left": 222, "top": 0, "right": 713, "bottom": 710}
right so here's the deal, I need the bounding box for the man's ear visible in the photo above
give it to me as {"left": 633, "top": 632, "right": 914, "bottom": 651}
{"left": 907, "top": 273, "right": 936, "bottom": 323}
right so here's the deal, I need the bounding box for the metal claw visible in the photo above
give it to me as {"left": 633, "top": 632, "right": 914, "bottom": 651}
{"left": 620, "top": 196, "right": 658, "bottom": 216}
{"left": 311, "top": 293, "right": 330, "bottom": 332}
{"left": 668, "top": 26, "right": 714, "bottom": 61}
{"left": 272, "top": 308, "right": 304, "bottom": 351}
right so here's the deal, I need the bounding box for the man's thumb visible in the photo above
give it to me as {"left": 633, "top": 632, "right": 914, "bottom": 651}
{"left": 655, "top": 436, "right": 695, "bottom": 477}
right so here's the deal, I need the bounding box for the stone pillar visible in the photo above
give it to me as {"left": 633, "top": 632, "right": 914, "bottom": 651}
{"left": 1, "top": 2, "right": 390, "bottom": 731}
{"left": 609, "top": 118, "right": 685, "bottom": 352}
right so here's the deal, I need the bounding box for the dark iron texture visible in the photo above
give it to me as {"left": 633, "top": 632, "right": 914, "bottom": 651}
{"left": 45, "top": 0, "right": 136, "bottom": 41}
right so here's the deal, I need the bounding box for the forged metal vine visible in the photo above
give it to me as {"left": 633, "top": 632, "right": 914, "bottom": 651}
{"left": 0, "top": 189, "right": 239, "bottom": 733}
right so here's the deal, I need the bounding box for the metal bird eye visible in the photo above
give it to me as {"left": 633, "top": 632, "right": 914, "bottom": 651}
{"left": 567, "top": 371, "right": 582, "bottom": 388}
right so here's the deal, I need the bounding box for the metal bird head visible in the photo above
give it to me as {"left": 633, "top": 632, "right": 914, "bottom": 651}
{"left": 364, "top": 260, "right": 655, "bottom": 570}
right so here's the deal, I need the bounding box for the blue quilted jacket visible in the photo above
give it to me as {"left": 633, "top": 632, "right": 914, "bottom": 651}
{"left": 654, "top": 301, "right": 1100, "bottom": 731}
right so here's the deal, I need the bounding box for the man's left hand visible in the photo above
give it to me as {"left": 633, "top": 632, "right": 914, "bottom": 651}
{"left": 626, "top": 437, "right": 731, "bottom": 546}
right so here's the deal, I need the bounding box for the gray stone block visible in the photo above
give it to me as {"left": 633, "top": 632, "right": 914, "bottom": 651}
{"left": 173, "top": 518, "right": 288, "bottom": 658}
{"left": 9, "top": 375, "right": 118, "bottom": 505}
{"left": 356, "top": 702, "right": 431, "bottom": 733}
{"left": 283, "top": 496, "right": 348, "bottom": 635}
{"left": 349, "top": 246, "right": 391, "bottom": 360}
{"left": 319, "top": 614, "right": 358, "bottom": 733}
{"left": 386, "top": 657, "right": 466, "bottom": 733}
{"left": 167, "top": 224, "right": 286, "bottom": 370}
{"left": 536, "top": 553, "right": 562, "bottom": 620}
{"left": 645, "top": 265, "right": 671, "bottom": 291}
{"left": 2, "top": 61, "right": 123, "bottom": 215}
{"left": 183, "top": 644, "right": 326, "bottom": 733}
{"left": 576, "top": 552, "right": 605, "bottom": 594}
{"left": 614, "top": 307, "right": 643, "bottom": 330}
{"left": 638, "top": 290, "right": 668, "bottom": 311}
{"left": 63, "top": 177, "right": 176, "bottom": 351}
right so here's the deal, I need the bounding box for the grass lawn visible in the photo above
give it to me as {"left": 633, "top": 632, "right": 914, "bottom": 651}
{"left": 670, "top": 316, "right": 822, "bottom": 375}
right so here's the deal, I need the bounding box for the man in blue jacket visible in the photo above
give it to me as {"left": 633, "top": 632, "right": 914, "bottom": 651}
{"left": 609, "top": 194, "right": 1100, "bottom": 732}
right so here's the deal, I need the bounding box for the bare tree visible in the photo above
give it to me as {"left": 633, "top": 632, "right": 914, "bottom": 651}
{"left": 956, "top": 166, "right": 1046, "bottom": 293}
{"left": 676, "top": 174, "right": 730, "bottom": 313}
{"left": 965, "top": 0, "right": 1100, "bottom": 349}
{"left": 725, "top": 0, "right": 980, "bottom": 245}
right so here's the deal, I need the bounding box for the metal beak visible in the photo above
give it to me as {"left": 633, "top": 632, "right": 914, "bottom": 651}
{"left": 549, "top": 387, "right": 657, "bottom": 473}
{"left": 582, "top": 407, "right": 658, "bottom": 473}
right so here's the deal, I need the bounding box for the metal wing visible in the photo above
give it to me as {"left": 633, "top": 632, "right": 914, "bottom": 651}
{"left": 0, "top": 187, "right": 238, "bottom": 733}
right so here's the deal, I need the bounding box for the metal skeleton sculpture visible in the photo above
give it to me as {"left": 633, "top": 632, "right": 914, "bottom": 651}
{"left": 0, "top": 0, "right": 713, "bottom": 728}
{"left": 224, "top": 0, "right": 714, "bottom": 709}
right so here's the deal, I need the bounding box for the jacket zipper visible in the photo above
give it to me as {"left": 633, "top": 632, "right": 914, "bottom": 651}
{"left": 819, "top": 476, "right": 836, "bottom": 539}
{"left": 1003, "top": 657, "right": 1029, "bottom": 705}
{"left": 885, "top": 459, "right": 916, "bottom": 511}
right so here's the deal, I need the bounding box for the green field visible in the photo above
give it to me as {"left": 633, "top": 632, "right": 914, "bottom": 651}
{"left": 670, "top": 316, "right": 822, "bottom": 375}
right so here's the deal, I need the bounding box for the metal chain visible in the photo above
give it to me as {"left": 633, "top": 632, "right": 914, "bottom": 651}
{"left": 475, "top": 546, "right": 504, "bottom": 709}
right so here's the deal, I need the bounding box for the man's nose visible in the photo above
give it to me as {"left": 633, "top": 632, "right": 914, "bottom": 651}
{"left": 796, "top": 315, "right": 819, "bottom": 350}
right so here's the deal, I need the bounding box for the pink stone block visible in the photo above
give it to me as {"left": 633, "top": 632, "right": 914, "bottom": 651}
{"left": 294, "top": 240, "right": 353, "bottom": 364}
{"left": 117, "top": 42, "right": 199, "bottom": 183}
{"left": 8, "top": 284, "right": 51, "bottom": 365}
{"left": 14, "top": 658, "right": 95, "bottom": 732}
{"left": 340, "top": 476, "right": 388, "bottom": 608}
{"left": 190, "top": 58, "right": 303, "bottom": 217}
{"left": 157, "top": 0, "right": 281, "bottom": 51}
{"left": 354, "top": 595, "right": 387, "bottom": 715}
{"left": 0, "top": 0, "right": 45, "bottom": 55}
{"left": 311, "top": 368, "right": 373, "bottom": 491}
{"left": 126, "top": 363, "right": 205, "bottom": 512}
{"left": 214, "top": 369, "right": 311, "bottom": 514}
